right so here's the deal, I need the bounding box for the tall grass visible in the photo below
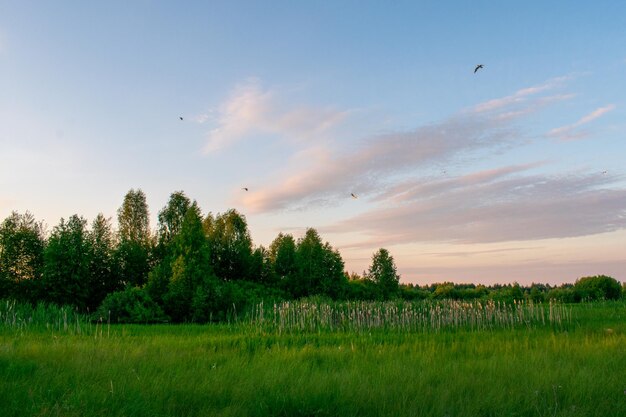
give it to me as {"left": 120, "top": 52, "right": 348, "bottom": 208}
{"left": 246, "top": 299, "right": 572, "bottom": 333}
{"left": 0, "top": 300, "right": 92, "bottom": 334}
{"left": 1, "top": 303, "right": 625, "bottom": 417}
{"left": 0, "top": 298, "right": 573, "bottom": 336}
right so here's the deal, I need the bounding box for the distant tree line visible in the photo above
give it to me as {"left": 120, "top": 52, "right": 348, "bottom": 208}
{"left": 0, "top": 189, "right": 622, "bottom": 323}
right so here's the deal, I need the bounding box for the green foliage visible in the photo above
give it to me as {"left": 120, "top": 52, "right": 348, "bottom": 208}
{"left": 318, "top": 243, "right": 347, "bottom": 299}
{"left": 249, "top": 245, "right": 274, "bottom": 284}
{"left": 145, "top": 260, "right": 171, "bottom": 305}
{"left": 95, "top": 286, "right": 167, "bottom": 323}
{"left": 190, "top": 276, "right": 221, "bottom": 323}
{"left": 367, "top": 248, "right": 400, "bottom": 300}
{"left": 212, "top": 280, "right": 288, "bottom": 322}
{"left": 116, "top": 189, "right": 152, "bottom": 286}
{"left": 158, "top": 203, "right": 218, "bottom": 322}
{"left": 113, "top": 239, "right": 152, "bottom": 287}
{"left": 117, "top": 189, "right": 151, "bottom": 244}
{"left": 156, "top": 191, "right": 191, "bottom": 257}
{"left": 574, "top": 275, "right": 622, "bottom": 301}
{"left": 42, "top": 215, "right": 91, "bottom": 309}
{"left": 0, "top": 211, "right": 45, "bottom": 301}
{"left": 269, "top": 232, "right": 297, "bottom": 286}
{"left": 86, "top": 214, "right": 120, "bottom": 310}
{"left": 547, "top": 285, "right": 576, "bottom": 303}
{"left": 529, "top": 283, "right": 547, "bottom": 302}
{"left": 288, "top": 228, "right": 347, "bottom": 299}
{"left": 345, "top": 277, "right": 380, "bottom": 300}
{"left": 432, "top": 282, "right": 458, "bottom": 299}
{"left": 205, "top": 209, "right": 253, "bottom": 281}
{"left": 398, "top": 283, "right": 430, "bottom": 301}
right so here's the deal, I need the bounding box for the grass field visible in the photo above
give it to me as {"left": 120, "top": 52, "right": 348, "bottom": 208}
{"left": 1, "top": 301, "right": 625, "bottom": 417}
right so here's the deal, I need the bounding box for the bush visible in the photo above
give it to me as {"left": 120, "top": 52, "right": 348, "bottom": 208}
{"left": 398, "top": 285, "right": 429, "bottom": 301}
{"left": 574, "top": 275, "right": 622, "bottom": 301}
{"left": 210, "top": 280, "right": 288, "bottom": 322}
{"left": 345, "top": 279, "right": 380, "bottom": 300}
{"left": 547, "top": 287, "right": 576, "bottom": 303}
{"left": 95, "top": 286, "right": 168, "bottom": 323}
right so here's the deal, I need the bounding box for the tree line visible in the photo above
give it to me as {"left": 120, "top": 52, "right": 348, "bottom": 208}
{"left": 0, "top": 189, "right": 622, "bottom": 323}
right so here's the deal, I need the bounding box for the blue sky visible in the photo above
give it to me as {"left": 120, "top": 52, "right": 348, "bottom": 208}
{"left": 1, "top": 1, "right": 625, "bottom": 285}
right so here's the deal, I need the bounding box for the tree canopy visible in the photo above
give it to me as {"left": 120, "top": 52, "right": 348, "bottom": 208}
{"left": 1, "top": 188, "right": 622, "bottom": 323}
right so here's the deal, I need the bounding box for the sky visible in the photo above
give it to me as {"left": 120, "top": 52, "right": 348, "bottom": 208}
{"left": 1, "top": 1, "right": 625, "bottom": 285}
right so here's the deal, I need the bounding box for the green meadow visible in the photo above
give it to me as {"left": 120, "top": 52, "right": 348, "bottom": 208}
{"left": 1, "top": 302, "right": 625, "bottom": 417}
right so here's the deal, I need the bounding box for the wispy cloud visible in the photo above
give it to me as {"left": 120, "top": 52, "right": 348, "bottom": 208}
{"left": 237, "top": 76, "right": 626, "bottom": 247}
{"left": 470, "top": 76, "right": 571, "bottom": 114}
{"left": 548, "top": 104, "right": 616, "bottom": 140}
{"left": 421, "top": 247, "right": 541, "bottom": 258}
{"left": 239, "top": 77, "right": 570, "bottom": 213}
{"left": 328, "top": 168, "right": 626, "bottom": 245}
{"left": 202, "top": 78, "right": 349, "bottom": 153}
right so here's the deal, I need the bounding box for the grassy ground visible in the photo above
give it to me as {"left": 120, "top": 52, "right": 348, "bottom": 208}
{"left": 1, "top": 302, "right": 625, "bottom": 416}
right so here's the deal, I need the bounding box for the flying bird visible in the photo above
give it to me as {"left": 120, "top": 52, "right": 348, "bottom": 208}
{"left": 351, "top": 193, "right": 358, "bottom": 199}
{"left": 474, "top": 64, "right": 484, "bottom": 73}
{"left": 602, "top": 171, "right": 608, "bottom": 175}
{"left": 242, "top": 187, "right": 249, "bottom": 191}
{"left": 179, "top": 116, "right": 184, "bottom": 121}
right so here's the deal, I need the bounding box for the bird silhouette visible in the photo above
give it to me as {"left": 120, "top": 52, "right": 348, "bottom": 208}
{"left": 351, "top": 193, "right": 358, "bottom": 199}
{"left": 242, "top": 187, "right": 249, "bottom": 191}
{"left": 179, "top": 116, "right": 184, "bottom": 121}
{"left": 602, "top": 171, "right": 608, "bottom": 175}
{"left": 474, "top": 64, "right": 484, "bottom": 73}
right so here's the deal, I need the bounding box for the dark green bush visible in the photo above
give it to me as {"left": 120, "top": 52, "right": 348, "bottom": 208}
{"left": 95, "top": 286, "right": 168, "bottom": 323}
{"left": 574, "top": 275, "right": 622, "bottom": 301}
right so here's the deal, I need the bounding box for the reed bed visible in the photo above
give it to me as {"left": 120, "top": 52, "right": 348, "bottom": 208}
{"left": 247, "top": 299, "right": 572, "bottom": 333}
{"left": 0, "top": 298, "right": 572, "bottom": 335}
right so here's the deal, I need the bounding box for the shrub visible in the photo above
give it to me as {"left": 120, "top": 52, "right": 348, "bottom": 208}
{"left": 547, "top": 287, "right": 576, "bottom": 303}
{"left": 95, "top": 286, "right": 168, "bottom": 323}
{"left": 574, "top": 275, "right": 622, "bottom": 301}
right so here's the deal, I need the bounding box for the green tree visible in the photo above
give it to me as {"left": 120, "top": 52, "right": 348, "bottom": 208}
{"left": 318, "top": 242, "right": 346, "bottom": 299}
{"left": 290, "top": 228, "right": 346, "bottom": 299}
{"left": 269, "top": 232, "right": 297, "bottom": 285}
{"left": 291, "top": 228, "right": 325, "bottom": 298}
{"left": 529, "top": 283, "right": 547, "bottom": 303}
{"left": 367, "top": 248, "right": 400, "bottom": 300}
{"left": 156, "top": 191, "right": 191, "bottom": 255}
{"left": 118, "top": 189, "right": 150, "bottom": 243}
{"left": 162, "top": 203, "right": 217, "bottom": 322}
{"left": 86, "top": 214, "right": 119, "bottom": 310}
{"left": 115, "top": 189, "right": 152, "bottom": 286}
{"left": 205, "top": 209, "right": 253, "bottom": 281}
{"left": 0, "top": 211, "right": 45, "bottom": 301}
{"left": 249, "top": 245, "right": 274, "bottom": 284}
{"left": 42, "top": 215, "right": 90, "bottom": 309}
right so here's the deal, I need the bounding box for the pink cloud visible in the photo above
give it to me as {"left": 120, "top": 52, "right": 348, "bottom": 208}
{"left": 326, "top": 169, "right": 626, "bottom": 245}
{"left": 470, "top": 76, "right": 571, "bottom": 114}
{"left": 238, "top": 77, "right": 574, "bottom": 213}
{"left": 548, "top": 104, "right": 616, "bottom": 140}
{"left": 202, "top": 79, "right": 349, "bottom": 153}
